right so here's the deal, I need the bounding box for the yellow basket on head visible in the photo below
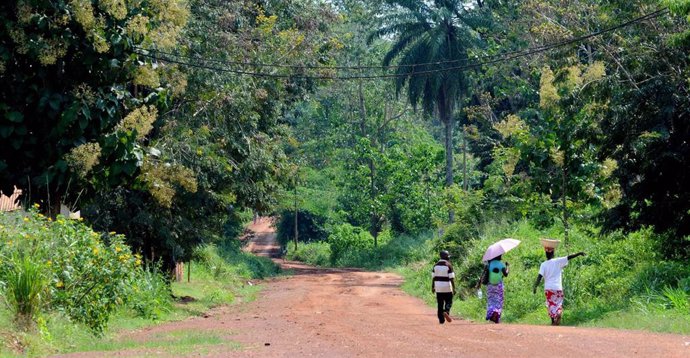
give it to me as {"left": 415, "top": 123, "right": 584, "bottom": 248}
{"left": 540, "top": 238, "right": 560, "bottom": 249}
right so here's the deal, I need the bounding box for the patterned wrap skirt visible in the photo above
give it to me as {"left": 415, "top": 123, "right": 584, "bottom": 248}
{"left": 485, "top": 282, "right": 504, "bottom": 321}
{"left": 545, "top": 289, "right": 564, "bottom": 319}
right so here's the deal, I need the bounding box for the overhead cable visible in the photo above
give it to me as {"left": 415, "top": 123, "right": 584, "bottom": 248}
{"left": 132, "top": 8, "right": 667, "bottom": 80}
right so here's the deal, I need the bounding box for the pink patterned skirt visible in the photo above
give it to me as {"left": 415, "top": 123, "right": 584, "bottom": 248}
{"left": 545, "top": 289, "right": 564, "bottom": 319}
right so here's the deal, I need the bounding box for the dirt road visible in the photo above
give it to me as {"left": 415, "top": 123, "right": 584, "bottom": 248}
{"left": 75, "top": 218, "right": 690, "bottom": 357}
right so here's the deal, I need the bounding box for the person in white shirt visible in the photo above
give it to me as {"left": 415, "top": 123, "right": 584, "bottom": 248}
{"left": 432, "top": 250, "right": 455, "bottom": 324}
{"left": 533, "top": 241, "right": 585, "bottom": 326}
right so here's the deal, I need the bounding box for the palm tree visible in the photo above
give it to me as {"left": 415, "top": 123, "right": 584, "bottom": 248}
{"left": 370, "top": 0, "right": 486, "bottom": 222}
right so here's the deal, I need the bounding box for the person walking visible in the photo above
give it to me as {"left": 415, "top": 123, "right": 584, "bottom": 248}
{"left": 477, "top": 255, "right": 509, "bottom": 323}
{"left": 432, "top": 250, "right": 455, "bottom": 324}
{"left": 533, "top": 239, "right": 585, "bottom": 325}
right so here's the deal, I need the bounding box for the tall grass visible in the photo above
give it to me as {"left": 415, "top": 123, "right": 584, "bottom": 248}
{"left": 662, "top": 286, "right": 689, "bottom": 311}
{"left": 128, "top": 265, "right": 172, "bottom": 320}
{"left": 4, "top": 255, "right": 46, "bottom": 329}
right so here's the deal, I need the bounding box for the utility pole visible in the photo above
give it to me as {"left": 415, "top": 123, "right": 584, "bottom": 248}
{"left": 463, "top": 125, "right": 468, "bottom": 192}
{"left": 293, "top": 175, "right": 298, "bottom": 251}
{"left": 562, "top": 151, "right": 569, "bottom": 247}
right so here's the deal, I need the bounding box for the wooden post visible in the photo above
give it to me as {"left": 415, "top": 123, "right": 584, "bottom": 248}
{"left": 294, "top": 183, "right": 298, "bottom": 251}
{"left": 463, "top": 125, "right": 468, "bottom": 192}
{"left": 187, "top": 261, "right": 191, "bottom": 283}
{"left": 173, "top": 262, "right": 185, "bottom": 282}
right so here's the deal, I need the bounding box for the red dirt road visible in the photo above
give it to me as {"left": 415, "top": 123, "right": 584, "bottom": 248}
{"left": 66, "top": 218, "right": 690, "bottom": 357}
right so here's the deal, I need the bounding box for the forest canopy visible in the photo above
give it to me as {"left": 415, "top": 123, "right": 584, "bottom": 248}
{"left": 1, "top": 0, "right": 690, "bottom": 268}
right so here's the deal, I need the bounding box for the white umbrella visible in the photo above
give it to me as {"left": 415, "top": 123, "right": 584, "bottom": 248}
{"left": 482, "top": 238, "right": 521, "bottom": 262}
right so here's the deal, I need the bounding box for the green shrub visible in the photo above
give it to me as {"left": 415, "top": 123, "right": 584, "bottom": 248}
{"left": 0, "top": 210, "right": 150, "bottom": 335}
{"left": 286, "top": 242, "right": 331, "bottom": 266}
{"left": 328, "top": 224, "right": 374, "bottom": 265}
{"left": 289, "top": 229, "right": 434, "bottom": 270}
{"left": 434, "top": 221, "right": 479, "bottom": 265}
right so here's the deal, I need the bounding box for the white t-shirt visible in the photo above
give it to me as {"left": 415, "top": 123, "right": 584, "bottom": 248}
{"left": 538, "top": 257, "right": 568, "bottom": 290}
{"left": 432, "top": 260, "right": 455, "bottom": 293}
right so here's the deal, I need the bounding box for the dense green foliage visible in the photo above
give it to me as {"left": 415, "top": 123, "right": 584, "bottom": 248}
{"left": 278, "top": 0, "right": 690, "bottom": 332}
{"left": 0, "top": 0, "right": 341, "bottom": 270}
{"left": 0, "top": 229, "right": 276, "bottom": 355}
{"left": 370, "top": 0, "right": 490, "bottom": 216}
{"left": 0, "top": 210, "right": 162, "bottom": 334}
{"left": 2, "top": 0, "right": 690, "bottom": 351}
{"left": 0, "top": 0, "right": 188, "bottom": 195}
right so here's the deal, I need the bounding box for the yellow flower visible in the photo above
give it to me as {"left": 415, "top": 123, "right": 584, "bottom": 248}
{"left": 47, "top": 260, "right": 52, "bottom": 266}
{"left": 56, "top": 281, "right": 64, "bottom": 288}
{"left": 78, "top": 217, "right": 84, "bottom": 221}
{"left": 135, "top": 259, "right": 142, "bottom": 266}
{"left": 92, "top": 247, "right": 99, "bottom": 255}
{"left": 115, "top": 246, "right": 122, "bottom": 253}
{"left": 33, "top": 203, "right": 40, "bottom": 209}
{"left": 23, "top": 217, "right": 30, "bottom": 222}
{"left": 108, "top": 231, "right": 116, "bottom": 235}
{"left": 48, "top": 217, "right": 52, "bottom": 222}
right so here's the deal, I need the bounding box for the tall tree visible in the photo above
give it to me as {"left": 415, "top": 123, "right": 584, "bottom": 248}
{"left": 0, "top": 0, "right": 189, "bottom": 210}
{"left": 370, "top": 0, "right": 489, "bottom": 222}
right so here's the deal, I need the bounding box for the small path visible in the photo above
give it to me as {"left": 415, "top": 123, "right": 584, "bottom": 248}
{"left": 241, "top": 217, "right": 282, "bottom": 258}
{"left": 61, "top": 218, "right": 690, "bottom": 357}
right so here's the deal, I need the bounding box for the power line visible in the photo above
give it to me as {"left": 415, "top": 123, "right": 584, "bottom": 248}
{"left": 132, "top": 8, "right": 667, "bottom": 80}
{"left": 138, "top": 8, "right": 667, "bottom": 71}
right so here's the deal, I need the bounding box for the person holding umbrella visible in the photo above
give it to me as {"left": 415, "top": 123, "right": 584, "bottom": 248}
{"left": 477, "top": 238, "right": 520, "bottom": 324}
{"left": 533, "top": 239, "right": 586, "bottom": 325}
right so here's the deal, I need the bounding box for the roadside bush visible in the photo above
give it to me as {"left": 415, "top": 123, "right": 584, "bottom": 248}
{"left": 286, "top": 241, "right": 331, "bottom": 266}
{"left": 0, "top": 210, "right": 161, "bottom": 335}
{"left": 288, "top": 229, "right": 435, "bottom": 270}
{"left": 328, "top": 224, "right": 374, "bottom": 265}
{"left": 435, "top": 221, "right": 478, "bottom": 261}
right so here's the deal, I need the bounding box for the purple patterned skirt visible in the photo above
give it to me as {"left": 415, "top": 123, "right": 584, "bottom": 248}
{"left": 485, "top": 282, "right": 504, "bottom": 322}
